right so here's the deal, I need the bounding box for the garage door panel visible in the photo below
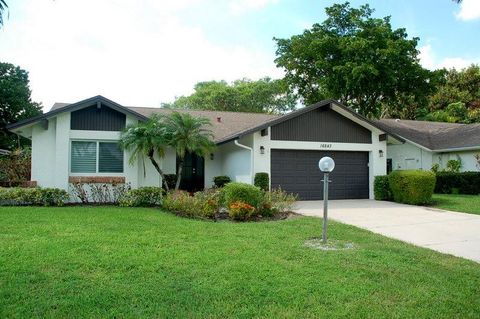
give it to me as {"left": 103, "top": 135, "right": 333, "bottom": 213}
{"left": 271, "top": 149, "right": 369, "bottom": 200}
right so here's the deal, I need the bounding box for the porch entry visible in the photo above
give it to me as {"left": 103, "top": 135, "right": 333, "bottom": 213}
{"left": 177, "top": 153, "right": 205, "bottom": 192}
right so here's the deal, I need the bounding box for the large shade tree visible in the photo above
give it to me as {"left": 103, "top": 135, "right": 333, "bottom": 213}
{"left": 119, "top": 115, "right": 171, "bottom": 190}
{"left": 163, "top": 112, "right": 215, "bottom": 190}
{"left": 0, "top": 62, "right": 42, "bottom": 150}
{"left": 162, "top": 78, "right": 296, "bottom": 114}
{"left": 274, "top": 2, "right": 436, "bottom": 119}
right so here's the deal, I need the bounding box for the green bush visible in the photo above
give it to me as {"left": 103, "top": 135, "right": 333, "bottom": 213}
{"left": 213, "top": 175, "right": 231, "bottom": 188}
{"left": 435, "top": 172, "right": 480, "bottom": 195}
{"left": 162, "top": 189, "right": 221, "bottom": 219}
{"left": 259, "top": 188, "right": 297, "bottom": 217}
{"left": 0, "top": 187, "right": 68, "bottom": 206}
{"left": 431, "top": 163, "right": 440, "bottom": 174}
{"left": 374, "top": 176, "right": 392, "bottom": 201}
{"left": 254, "top": 172, "right": 269, "bottom": 191}
{"left": 221, "top": 182, "right": 263, "bottom": 208}
{"left": 119, "top": 187, "right": 163, "bottom": 207}
{"left": 446, "top": 159, "right": 461, "bottom": 173}
{"left": 388, "top": 170, "right": 436, "bottom": 205}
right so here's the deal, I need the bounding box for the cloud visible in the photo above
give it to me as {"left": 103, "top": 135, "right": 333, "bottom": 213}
{"left": 456, "top": 0, "right": 480, "bottom": 21}
{"left": 0, "top": 0, "right": 282, "bottom": 110}
{"left": 419, "top": 44, "right": 479, "bottom": 70}
{"left": 229, "top": 0, "right": 278, "bottom": 14}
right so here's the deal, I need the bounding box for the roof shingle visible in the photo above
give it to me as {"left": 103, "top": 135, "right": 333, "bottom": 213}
{"left": 376, "top": 119, "right": 480, "bottom": 150}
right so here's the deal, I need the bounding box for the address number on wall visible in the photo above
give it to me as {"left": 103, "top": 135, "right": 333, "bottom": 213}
{"left": 319, "top": 143, "right": 332, "bottom": 148}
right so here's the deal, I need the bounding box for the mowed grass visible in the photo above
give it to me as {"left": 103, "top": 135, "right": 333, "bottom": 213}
{"left": 1, "top": 207, "right": 479, "bottom": 318}
{"left": 432, "top": 194, "right": 480, "bottom": 215}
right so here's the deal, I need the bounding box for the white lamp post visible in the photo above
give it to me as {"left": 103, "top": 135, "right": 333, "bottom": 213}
{"left": 318, "top": 156, "right": 335, "bottom": 244}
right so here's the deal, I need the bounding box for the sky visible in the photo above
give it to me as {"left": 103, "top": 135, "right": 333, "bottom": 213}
{"left": 0, "top": 0, "right": 479, "bottom": 110}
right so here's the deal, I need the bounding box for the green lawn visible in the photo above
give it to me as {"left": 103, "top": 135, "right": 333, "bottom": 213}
{"left": 1, "top": 207, "right": 479, "bottom": 318}
{"left": 431, "top": 194, "right": 480, "bottom": 215}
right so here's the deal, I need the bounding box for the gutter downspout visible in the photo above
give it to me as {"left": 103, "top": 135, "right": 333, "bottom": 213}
{"left": 234, "top": 139, "right": 254, "bottom": 184}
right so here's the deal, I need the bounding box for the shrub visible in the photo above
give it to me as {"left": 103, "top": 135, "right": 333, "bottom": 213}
{"left": 374, "top": 176, "right": 392, "bottom": 201}
{"left": 431, "top": 163, "right": 440, "bottom": 174}
{"left": 70, "top": 182, "right": 131, "bottom": 204}
{"left": 388, "top": 170, "right": 436, "bottom": 205}
{"left": 213, "top": 175, "right": 231, "bottom": 188}
{"left": 435, "top": 172, "right": 480, "bottom": 195}
{"left": 162, "top": 189, "right": 221, "bottom": 219}
{"left": 0, "top": 148, "right": 31, "bottom": 183}
{"left": 221, "top": 182, "right": 263, "bottom": 208}
{"left": 0, "top": 187, "right": 68, "bottom": 206}
{"left": 119, "top": 187, "right": 163, "bottom": 207}
{"left": 254, "top": 172, "right": 269, "bottom": 191}
{"left": 446, "top": 159, "right": 461, "bottom": 173}
{"left": 163, "top": 174, "right": 177, "bottom": 190}
{"left": 260, "top": 188, "right": 297, "bottom": 217}
{"left": 229, "top": 201, "right": 256, "bottom": 221}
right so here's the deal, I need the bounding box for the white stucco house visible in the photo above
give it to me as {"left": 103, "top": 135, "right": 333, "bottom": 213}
{"left": 376, "top": 119, "right": 480, "bottom": 173}
{"left": 8, "top": 95, "right": 405, "bottom": 200}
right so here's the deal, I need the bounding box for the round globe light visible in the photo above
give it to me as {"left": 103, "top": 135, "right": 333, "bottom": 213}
{"left": 318, "top": 156, "right": 335, "bottom": 173}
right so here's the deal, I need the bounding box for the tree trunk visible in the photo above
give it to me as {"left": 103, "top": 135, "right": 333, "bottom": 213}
{"left": 148, "top": 149, "right": 169, "bottom": 191}
{"left": 175, "top": 158, "right": 184, "bottom": 190}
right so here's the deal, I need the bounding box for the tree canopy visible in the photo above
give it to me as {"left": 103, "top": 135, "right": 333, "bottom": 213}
{"left": 0, "top": 62, "right": 42, "bottom": 150}
{"left": 162, "top": 78, "right": 296, "bottom": 114}
{"left": 274, "top": 2, "right": 437, "bottom": 119}
{"left": 0, "top": 0, "right": 7, "bottom": 27}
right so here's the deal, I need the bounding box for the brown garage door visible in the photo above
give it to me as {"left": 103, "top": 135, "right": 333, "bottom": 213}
{"left": 271, "top": 149, "right": 369, "bottom": 200}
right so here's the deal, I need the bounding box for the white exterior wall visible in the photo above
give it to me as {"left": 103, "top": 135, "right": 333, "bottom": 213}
{"left": 386, "top": 142, "right": 480, "bottom": 172}
{"left": 31, "top": 118, "right": 56, "bottom": 187}
{"left": 218, "top": 135, "right": 253, "bottom": 184}
{"left": 387, "top": 143, "right": 433, "bottom": 171}
{"left": 434, "top": 151, "right": 480, "bottom": 172}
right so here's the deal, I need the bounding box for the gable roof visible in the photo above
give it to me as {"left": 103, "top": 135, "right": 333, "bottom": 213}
{"left": 8, "top": 95, "right": 401, "bottom": 145}
{"left": 376, "top": 119, "right": 480, "bottom": 151}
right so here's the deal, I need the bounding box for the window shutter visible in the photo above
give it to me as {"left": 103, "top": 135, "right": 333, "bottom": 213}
{"left": 71, "top": 141, "right": 97, "bottom": 173}
{"left": 99, "top": 142, "right": 124, "bottom": 173}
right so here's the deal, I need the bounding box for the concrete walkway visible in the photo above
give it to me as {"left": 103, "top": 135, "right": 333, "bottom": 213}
{"left": 294, "top": 200, "right": 480, "bottom": 263}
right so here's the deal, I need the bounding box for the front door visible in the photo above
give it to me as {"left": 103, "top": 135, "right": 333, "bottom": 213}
{"left": 177, "top": 153, "right": 205, "bottom": 192}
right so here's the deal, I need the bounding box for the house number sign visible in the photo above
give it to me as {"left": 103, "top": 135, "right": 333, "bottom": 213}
{"left": 319, "top": 143, "right": 332, "bottom": 148}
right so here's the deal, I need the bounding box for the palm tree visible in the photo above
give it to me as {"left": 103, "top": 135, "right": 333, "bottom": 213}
{"left": 119, "top": 115, "right": 171, "bottom": 191}
{"left": 0, "top": 0, "right": 7, "bottom": 27}
{"left": 164, "top": 112, "right": 216, "bottom": 190}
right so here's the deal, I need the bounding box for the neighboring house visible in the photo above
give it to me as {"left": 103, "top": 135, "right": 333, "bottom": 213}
{"left": 7, "top": 95, "right": 401, "bottom": 200}
{"left": 376, "top": 119, "right": 480, "bottom": 173}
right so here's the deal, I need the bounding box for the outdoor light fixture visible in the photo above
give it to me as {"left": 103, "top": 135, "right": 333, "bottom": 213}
{"left": 260, "top": 146, "right": 265, "bottom": 155}
{"left": 318, "top": 156, "right": 335, "bottom": 244}
{"left": 210, "top": 153, "right": 214, "bottom": 160}
{"left": 379, "top": 150, "right": 384, "bottom": 158}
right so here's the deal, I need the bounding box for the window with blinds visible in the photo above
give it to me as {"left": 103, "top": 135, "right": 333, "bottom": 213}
{"left": 71, "top": 141, "right": 96, "bottom": 173}
{"left": 99, "top": 142, "right": 123, "bottom": 173}
{"left": 70, "top": 141, "right": 124, "bottom": 174}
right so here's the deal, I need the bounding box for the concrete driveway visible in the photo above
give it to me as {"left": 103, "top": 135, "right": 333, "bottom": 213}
{"left": 294, "top": 200, "right": 480, "bottom": 263}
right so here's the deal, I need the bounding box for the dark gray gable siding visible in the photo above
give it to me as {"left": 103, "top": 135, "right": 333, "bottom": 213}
{"left": 71, "top": 105, "right": 126, "bottom": 131}
{"left": 271, "top": 107, "right": 372, "bottom": 143}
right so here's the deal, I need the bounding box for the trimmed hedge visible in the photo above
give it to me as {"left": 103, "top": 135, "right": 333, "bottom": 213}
{"left": 0, "top": 187, "right": 69, "bottom": 206}
{"left": 221, "top": 182, "right": 263, "bottom": 208}
{"left": 435, "top": 172, "right": 480, "bottom": 195}
{"left": 388, "top": 170, "right": 436, "bottom": 205}
{"left": 374, "top": 176, "right": 392, "bottom": 201}
{"left": 254, "top": 172, "right": 269, "bottom": 191}
{"left": 213, "top": 175, "right": 231, "bottom": 188}
{"left": 119, "top": 187, "right": 163, "bottom": 207}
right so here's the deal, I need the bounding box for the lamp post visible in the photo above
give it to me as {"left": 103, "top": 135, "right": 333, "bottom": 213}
{"left": 318, "top": 156, "right": 335, "bottom": 244}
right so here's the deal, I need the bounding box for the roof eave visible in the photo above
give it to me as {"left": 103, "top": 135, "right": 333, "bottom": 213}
{"left": 6, "top": 95, "right": 149, "bottom": 131}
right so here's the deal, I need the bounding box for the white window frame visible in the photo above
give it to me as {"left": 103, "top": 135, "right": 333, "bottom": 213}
{"left": 69, "top": 139, "right": 125, "bottom": 176}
